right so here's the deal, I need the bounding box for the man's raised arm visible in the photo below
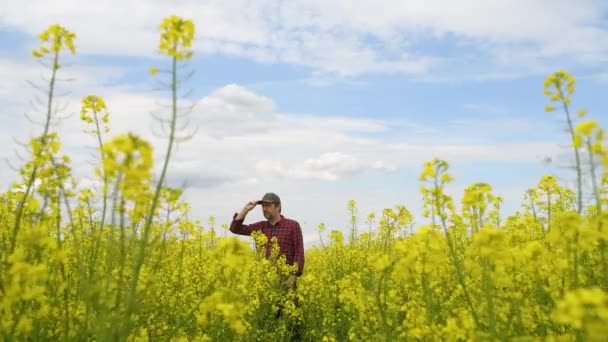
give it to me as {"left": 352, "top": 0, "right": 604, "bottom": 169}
{"left": 230, "top": 200, "right": 261, "bottom": 235}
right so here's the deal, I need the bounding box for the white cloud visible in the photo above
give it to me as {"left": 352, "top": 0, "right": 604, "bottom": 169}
{"left": 302, "top": 152, "right": 361, "bottom": 177}
{"left": 0, "top": 54, "right": 564, "bottom": 188}
{"left": 256, "top": 152, "right": 365, "bottom": 181}
{"left": 279, "top": 114, "right": 388, "bottom": 133}
{"left": 63, "top": 83, "right": 563, "bottom": 185}
{"left": 0, "top": 56, "right": 569, "bottom": 247}
{"left": 194, "top": 84, "right": 278, "bottom": 138}
{"left": 2, "top": 0, "right": 606, "bottom": 78}
{"left": 290, "top": 152, "right": 398, "bottom": 181}
{"left": 3, "top": 0, "right": 600, "bottom": 251}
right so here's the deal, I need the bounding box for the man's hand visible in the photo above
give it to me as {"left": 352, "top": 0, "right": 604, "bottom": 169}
{"left": 243, "top": 201, "right": 257, "bottom": 212}
{"left": 282, "top": 274, "right": 297, "bottom": 290}
{"left": 235, "top": 201, "right": 257, "bottom": 220}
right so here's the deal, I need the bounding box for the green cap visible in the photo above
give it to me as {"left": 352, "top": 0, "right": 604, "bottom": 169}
{"left": 257, "top": 192, "right": 281, "bottom": 205}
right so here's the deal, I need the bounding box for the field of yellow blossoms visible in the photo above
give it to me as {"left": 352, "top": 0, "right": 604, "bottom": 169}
{"left": 1, "top": 15, "right": 607, "bottom": 341}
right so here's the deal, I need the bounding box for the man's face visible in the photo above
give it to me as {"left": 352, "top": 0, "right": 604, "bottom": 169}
{"left": 262, "top": 202, "right": 280, "bottom": 219}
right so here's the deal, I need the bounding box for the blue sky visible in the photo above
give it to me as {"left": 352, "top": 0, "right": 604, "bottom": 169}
{"left": 1, "top": 1, "right": 608, "bottom": 246}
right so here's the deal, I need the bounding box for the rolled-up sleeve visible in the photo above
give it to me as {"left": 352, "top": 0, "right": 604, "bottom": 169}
{"left": 229, "top": 213, "right": 263, "bottom": 236}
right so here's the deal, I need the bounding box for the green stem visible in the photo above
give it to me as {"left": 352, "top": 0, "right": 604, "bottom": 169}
{"left": 547, "top": 191, "right": 552, "bottom": 232}
{"left": 55, "top": 191, "right": 71, "bottom": 340}
{"left": 529, "top": 194, "right": 538, "bottom": 228}
{"left": 125, "top": 53, "right": 179, "bottom": 336}
{"left": 586, "top": 140, "right": 601, "bottom": 213}
{"left": 375, "top": 268, "right": 391, "bottom": 341}
{"left": 421, "top": 270, "right": 434, "bottom": 326}
{"left": 93, "top": 109, "right": 109, "bottom": 232}
{"left": 435, "top": 175, "right": 481, "bottom": 328}
{"left": 50, "top": 156, "right": 76, "bottom": 226}
{"left": 37, "top": 195, "right": 50, "bottom": 224}
{"left": 114, "top": 196, "right": 127, "bottom": 313}
{"left": 482, "top": 258, "right": 496, "bottom": 338}
{"left": 177, "top": 227, "right": 186, "bottom": 288}
{"left": 11, "top": 52, "right": 59, "bottom": 253}
{"left": 557, "top": 87, "right": 583, "bottom": 214}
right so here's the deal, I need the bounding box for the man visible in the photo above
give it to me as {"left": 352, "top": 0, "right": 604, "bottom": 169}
{"left": 230, "top": 192, "right": 305, "bottom": 289}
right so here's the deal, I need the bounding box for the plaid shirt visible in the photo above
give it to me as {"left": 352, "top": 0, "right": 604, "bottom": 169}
{"left": 230, "top": 213, "right": 305, "bottom": 276}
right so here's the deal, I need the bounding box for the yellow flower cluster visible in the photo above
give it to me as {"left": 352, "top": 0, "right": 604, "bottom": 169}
{"left": 544, "top": 69, "right": 575, "bottom": 112}
{"left": 159, "top": 15, "right": 195, "bottom": 60}
{"left": 554, "top": 287, "right": 608, "bottom": 337}
{"left": 149, "top": 15, "right": 195, "bottom": 76}
{"left": 3, "top": 140, "right": 608, "bottom": 341}
{"left": 3, "top": 14, "right": 608, "bottom": 342}
{"left": 31, "top": 24, "right": 76, "bottom": 63}
{"left": 80, "top": 95, "right": 110, "bottom": 134}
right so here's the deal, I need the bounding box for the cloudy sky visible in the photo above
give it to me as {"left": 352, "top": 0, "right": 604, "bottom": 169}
{"left": 1, "top": 1, "right": 608, "bottom": 246}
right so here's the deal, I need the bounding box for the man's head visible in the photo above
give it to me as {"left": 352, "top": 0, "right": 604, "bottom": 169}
{"left": 257, "top": 192, "right": 281, "bottom": 220}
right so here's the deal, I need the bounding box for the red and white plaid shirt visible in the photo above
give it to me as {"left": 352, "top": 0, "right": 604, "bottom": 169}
{"left": 230, "top": 214, "right": 305, "bottom": 276}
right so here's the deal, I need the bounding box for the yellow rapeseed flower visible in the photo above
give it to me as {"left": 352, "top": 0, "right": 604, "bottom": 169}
{"left": 577, "top": 108, "right": 587, "bottom": 117}
{"left": 80, "top": 95, "right": 109, "bottom": 131}
{"left": 32, "top": 24, "right": 76, "bottom": 60}
{"left": 575, "top": 120, "right": 598, "bottom": 137}
{"left": 158, "top": 15, "right": 195, "bottom": 60}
